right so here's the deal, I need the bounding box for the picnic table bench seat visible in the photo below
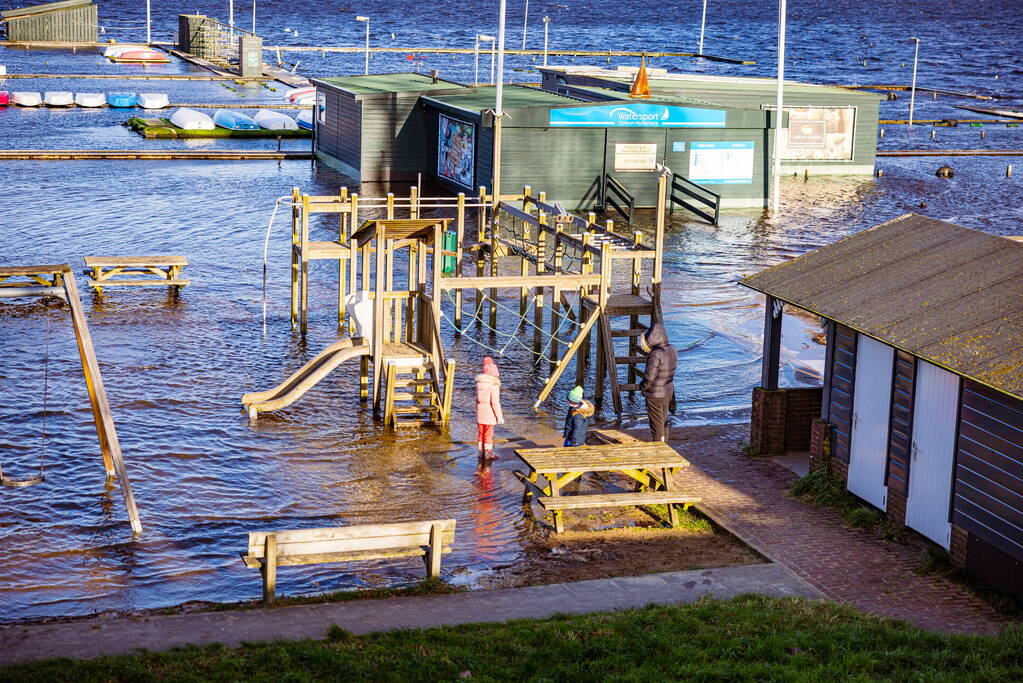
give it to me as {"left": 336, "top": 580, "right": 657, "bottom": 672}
{"left": 535, "top": 491, "right": 701, "bottom": 512}
{"left": 82, "top": 255, "right": 190, "bottom": 293}
{"left": 240, "top": 519, "right": 456, "bottom": 603}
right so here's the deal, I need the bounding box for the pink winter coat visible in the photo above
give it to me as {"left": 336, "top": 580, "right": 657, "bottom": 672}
{"left": 475, "top": 374, "right": 504, "bottom": 425}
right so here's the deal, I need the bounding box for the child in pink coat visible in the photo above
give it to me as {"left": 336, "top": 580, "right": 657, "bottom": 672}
{"left": 475, "top": 357, "right": 504, "bottom": 460}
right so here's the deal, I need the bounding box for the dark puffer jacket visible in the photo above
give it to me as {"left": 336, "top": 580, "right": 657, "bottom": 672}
{"left": 640, "top": 323, "right": 676, "bottom": 400}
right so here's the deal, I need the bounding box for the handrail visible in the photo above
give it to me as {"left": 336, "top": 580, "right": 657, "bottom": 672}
{"left": 668, "top": 173, "right": 720, "bottom": 225}
{"left": 601, "top": 174, "right": 636, "bottom": 225}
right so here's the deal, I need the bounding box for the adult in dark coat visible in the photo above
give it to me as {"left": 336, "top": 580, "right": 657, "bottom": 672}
{"left": 639, "top": 322, "right": 677, "bottom": 442}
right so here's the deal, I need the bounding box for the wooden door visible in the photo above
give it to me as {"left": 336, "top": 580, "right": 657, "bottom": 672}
{"left": 847, "top": 335, "right": 893, "bottom": 509}
{"left": 907, "top": 360, "right": 960, "bottom": 549}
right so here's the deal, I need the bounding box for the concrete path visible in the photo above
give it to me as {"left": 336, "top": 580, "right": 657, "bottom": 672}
{"left": 0, "top": 563, "right": 816, "bottom": 666}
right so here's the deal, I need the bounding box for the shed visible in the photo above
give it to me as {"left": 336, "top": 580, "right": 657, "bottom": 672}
{"left": 540, "top": 66, "right": 882, "bottom": 177}
{"left": 740, "top": 214, "right": 1023, "bottom": 600}
{"left": 1, "top": 0, "right": 97, "bottom": 43}
{"left": 311, "top": 72, "right": 779, "bottom": 210}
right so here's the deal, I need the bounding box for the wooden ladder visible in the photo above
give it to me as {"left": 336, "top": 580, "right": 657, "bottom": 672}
{"left": 383, "top": 362, "right": 444, "bottom": 429}
{"left": 596, "top": 302, "right": 661, "bottom": 417}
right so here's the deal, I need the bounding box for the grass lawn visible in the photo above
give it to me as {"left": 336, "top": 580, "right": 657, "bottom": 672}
{"left": 3, "top": 595, "right": 1022, "bottom": 682}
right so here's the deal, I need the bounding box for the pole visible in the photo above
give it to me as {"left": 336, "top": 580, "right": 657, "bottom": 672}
{"left": 490, "top": 41, "right": 496, "bottom": 84}
{"left": 364, "top": 20, "right": 370, "bottom": 75}
{"left": 521, "top": 0, "right": 529, "bottom": 51}
{"left": 229, "top": 0, "right": 235, "bottom": 33}
{"left": 543, "top": 17, "right": 549, "bottom": 66}
{"left": 474, "top": 36, "right": 480, "bottom": 85}
{"left": 493, "top": 0, "right": 507, "bottom": 199}
{"left": 909, "top": 37, "right": 920, "bottom": 127}
{"left": 698, "top": 0, "right": 707, "bottom": 55}
{"left": 146, "top": 0, "right": 151, "bottom": 44}
{"left": 252, "top": 0, "right": 256, "bottom": 34}
{"left": 770, "top": 0, "right": 786, "bottom": 214}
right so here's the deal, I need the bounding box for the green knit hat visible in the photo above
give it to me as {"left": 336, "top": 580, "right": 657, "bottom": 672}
{"left": 567, "top": 386, "right": 584, "bottom": 404}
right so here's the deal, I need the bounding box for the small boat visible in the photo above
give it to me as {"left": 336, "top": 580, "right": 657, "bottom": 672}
{"left": 43, "top": 91, "right": 74, "bottom": 106}
{"left": 170, "top": 107, "right": 215, "bottom": 130}
{"left": 286, "top": 86, "right": 315, "bottom": 103}
{"left": 137, "top": 93, "right": 169, "bottom": 109}
{"left": 253, "top": 109, "right": 299, "bottom": 130}
{"left": 0, "top": 91, "right": 9, "bottom": 106}
{"left": 108, "top": 48, "right": 169, "bottom": 64}
{"left": 103, "top": 45, "right": 141, "bottom": 58}
{"left": 213, "top": 109, "right": 260, "bottom": 130}
{"left": 295, "top": 109, "right": 314, "bottom": 130}
{"left": 292, "top": 93, "right": 316, "bottom": 106}
{"left": 74, "top": 92, "right": 106, "bottom": 108}
{"left": 11, "top": 91, "right": 42, "bottom": 106}
{"left": 106, "top": 92, "right": 137, "bottom": 108}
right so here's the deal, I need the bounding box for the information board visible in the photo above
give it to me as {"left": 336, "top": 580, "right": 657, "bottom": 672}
{"left": 437, "top": 114, "right": 475, "bottom": 189}
{"left": 614, "top": 143, "right": 658, "bottom": 172}
{"left": 688, "top": 141, "right": 754, "bottom": 184}
{"left": 765, "top": 106, "right": 855, "bottom": 161}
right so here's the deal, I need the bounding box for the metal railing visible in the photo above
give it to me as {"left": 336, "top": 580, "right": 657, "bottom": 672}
{"left": 187, "top": 18, "right": 256, "bottom": 66}
{"left": 599, "top": 174, "right": 636, "bottom": 225}
{"left": 668, "top": 173, "right": 720, "bottom": 225}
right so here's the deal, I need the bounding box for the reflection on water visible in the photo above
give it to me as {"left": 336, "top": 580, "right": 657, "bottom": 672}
{"left": 1, "top": 0, "right": 1021, "bottom": 621}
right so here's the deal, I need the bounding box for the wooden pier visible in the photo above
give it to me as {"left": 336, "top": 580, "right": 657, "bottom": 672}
{"left": 0, "top": 150, "right": 312, "bottom": 160}
{"left": 266, "top": 45, "right": 754, "bottom": 64}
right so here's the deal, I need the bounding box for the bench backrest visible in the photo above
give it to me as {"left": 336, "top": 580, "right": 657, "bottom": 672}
{"left": 245, "top": 519, "right": 456, "bottom": 560}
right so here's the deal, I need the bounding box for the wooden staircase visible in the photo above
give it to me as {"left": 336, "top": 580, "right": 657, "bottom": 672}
{"left": 382, "top": 361, "right": 454, "bottom": 429}
{"left": 589, "top": 293, "right": 660, "bottom": 417}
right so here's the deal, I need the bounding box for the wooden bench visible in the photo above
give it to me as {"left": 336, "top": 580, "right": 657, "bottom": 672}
{"left": 240, "top": 519, "right": 456, "bottom": 603}
{"left": 535, "top": 491, "right": 701, "bottom": 513}
{"left": 83, "top": 255, "right": 190, "bottom": 295}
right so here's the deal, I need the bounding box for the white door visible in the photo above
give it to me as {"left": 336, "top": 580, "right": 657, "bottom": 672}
{"left": 906, "top": 361, "right": 960, "bottom": 549}
{"left": 848, "top": 335, "right": 894, "bottom": 509}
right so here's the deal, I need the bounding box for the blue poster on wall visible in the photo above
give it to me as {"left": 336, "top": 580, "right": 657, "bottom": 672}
{"left": 549, "top": 103, "right": 726, "bottom": 128}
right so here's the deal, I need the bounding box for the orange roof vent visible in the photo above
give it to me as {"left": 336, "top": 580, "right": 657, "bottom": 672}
{"left": 629, "top": 55, "right": 651, "bottom": 99}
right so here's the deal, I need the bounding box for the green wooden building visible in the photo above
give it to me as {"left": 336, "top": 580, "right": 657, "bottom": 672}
{"left": 311, "top": 72, "right": 785, "bottom": 210}
{"left": 1, "top": 0, "right": 98, "bottom": 43}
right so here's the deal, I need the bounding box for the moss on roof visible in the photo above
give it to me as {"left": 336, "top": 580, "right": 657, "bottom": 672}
{"left": 424, "top": 85, "right": 581, "bottom": 112}
{"left": 314, "top": 73, "right": 468, "bottom": 96}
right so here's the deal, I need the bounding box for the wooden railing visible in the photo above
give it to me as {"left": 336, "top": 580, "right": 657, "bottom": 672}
{"left": 668, "top": 173, "right": 720, "bottom": 225}
{"left": 600, "top": 174, "right": 636, "bottom": 225}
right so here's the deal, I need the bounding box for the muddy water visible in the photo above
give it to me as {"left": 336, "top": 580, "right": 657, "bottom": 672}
{"left": 1, "top": 0, "right": 1022, "bottom": 621}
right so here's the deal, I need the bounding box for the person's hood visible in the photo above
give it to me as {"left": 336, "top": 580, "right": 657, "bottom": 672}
{"left": 576, "top": 399, "right": 595, "bottom": 418}
{"left": 644, "top": 323, "right": 669, "bottom": 349}
{"left": 476, "top": 373, "right": 501, "bottom": 386}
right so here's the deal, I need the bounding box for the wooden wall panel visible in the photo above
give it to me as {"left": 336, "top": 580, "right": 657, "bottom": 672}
{"left": 953, "top": 379, "right": 1023, "bottom": 562}
{"left": 886, "top": 350, "right": 916, "bottom": 494}
{"left": 828, "top": 324, "right": 857, "bottom": 463}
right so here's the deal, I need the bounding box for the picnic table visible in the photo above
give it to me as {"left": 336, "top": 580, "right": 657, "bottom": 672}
{"left": 82, "top": 255, "right": 190, "bottom": 295}
{"left": 513, "top": 442, "right": 700, "bottom": 533}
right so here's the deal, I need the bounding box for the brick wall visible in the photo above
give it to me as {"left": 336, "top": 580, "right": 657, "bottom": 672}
{"left": 831, "top": 457, "right": 849, "bottom": 485}
{"left": 886, "top": 489, "right": 907, "bottom": 527}
{"left": 785, "top": 387, "right": 823, "bottom": 451}
{"left": 950, "top": 525, "right": 968, "bottom": 568}
{"left": 809, "top": 419, "right": 831, "bottom": 472}
{"left": 750, "top": 387, "right": 823, "bottom": 456}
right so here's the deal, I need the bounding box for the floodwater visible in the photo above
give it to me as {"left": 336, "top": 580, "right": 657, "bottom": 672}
{"left": 0, "top": 0, "right": 1021, "bottom": 621}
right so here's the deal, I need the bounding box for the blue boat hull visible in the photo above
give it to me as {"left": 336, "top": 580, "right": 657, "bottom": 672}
{"left": 213, "top": 110, "right": 260, "bottom": 130}
{"left": 107, "top": 93, "right": 137, "bottom": 108}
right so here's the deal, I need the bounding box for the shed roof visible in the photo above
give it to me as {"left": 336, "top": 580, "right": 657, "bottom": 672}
{"left": 739, "top": 214, "right": 1023, "bottom": 398}
{"left": 313, "top": 73, "right": 468, "bottom": 96}
{"left": 564, "top": 84, "right": 761, "bottom": 111}
{"left": 423, "top": 84, "right": 581, "bottom": 112}
{"left": 1, "top": 0, "right": 91, "bottom": 19}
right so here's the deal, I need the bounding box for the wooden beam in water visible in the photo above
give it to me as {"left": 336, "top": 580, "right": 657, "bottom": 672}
{"left": 0, "top": 150, "right": 312, "bottom": 161}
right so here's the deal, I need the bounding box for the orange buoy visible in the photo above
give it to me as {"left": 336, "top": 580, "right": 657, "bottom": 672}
{"left": 629, "top": 55, "right": 652, "bottom": 99}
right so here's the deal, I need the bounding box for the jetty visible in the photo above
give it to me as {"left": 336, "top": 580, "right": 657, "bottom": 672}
{"left": 0, "top": 150, "right": 312, "bottom": 160}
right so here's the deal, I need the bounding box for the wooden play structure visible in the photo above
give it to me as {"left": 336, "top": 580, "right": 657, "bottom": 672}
{"left": 83, "top": 255, "right": 190, "bottom": 295}
{"left": 245, "top": 173, "right": 669, "bottom": 422}
{"left": 241, "top": 519, "right": 456, "bottom": 603}
{"left": 0, "top": 265, "right": 142, "bottom": 533}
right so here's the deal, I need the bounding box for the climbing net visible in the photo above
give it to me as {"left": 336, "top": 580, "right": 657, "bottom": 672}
{"left": 491, "top": 213, "right": 585, "bottom": 274}
{"left": 439, "top": 289, "right": 584, "bottom": 369}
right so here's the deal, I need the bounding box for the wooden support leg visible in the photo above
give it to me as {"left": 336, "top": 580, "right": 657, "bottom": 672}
{"left": 300, "top": 255, "right": 309, "bottom": 337}
{"left": 663, "top": 467, "right": 679, "bottom": 527}
{"left": 549, "top": 471, "right": 564, "bottom": 533}
{"left": 290, "top": 249, "right": 299, "bottom": 329}
{"left": 522, "top": 470, "right": 538, "bottom": 503}
{"left": 426, "top": 523, "right": 443, "bottom": 579}
{"left": 359, "top": 356, "right": 369, "bottom": 401}
{"left": 594, "top": 315, "right": 606, "bottom": 408}
{"left": 384, "top": 364, "right": 397, "bottom": 429}
{"left": 263, "top": 535, "right": 278, "bottom": 603}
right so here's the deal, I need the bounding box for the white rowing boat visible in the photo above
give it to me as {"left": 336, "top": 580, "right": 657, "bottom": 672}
{"left": 286, "top": 86, "right": 315, "bottom": 103}
{"left": 295, "top": 110, "right": 313, "bottom": 130}
{"left": 11, "top": 91, "right": 42, "bottom": 106}
{"left": 169, "top": 107, "right": 215, "bottom": 130}
{"left": 74, "top": 92, "right": 106, "bottom": 108}
{"left": 138, "top": 93, "right": 169, "bottom": 109}
{"left": 253, "top": 109, "right": 299, "bottom": 130}
{"left": 43, "top": 91, "right": 74, "bottom": 106}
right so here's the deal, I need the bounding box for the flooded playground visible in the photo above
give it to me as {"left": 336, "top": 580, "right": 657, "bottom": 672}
{"left": 2, "top": 0, "right": 1022, "bottom": 623}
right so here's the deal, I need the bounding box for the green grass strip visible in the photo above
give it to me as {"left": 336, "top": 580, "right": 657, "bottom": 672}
{"left": 127, "top": 118, "right": 311, "bottom": 139}
{"left": 3, "top": 595, "right": 1021, "bottom": 681}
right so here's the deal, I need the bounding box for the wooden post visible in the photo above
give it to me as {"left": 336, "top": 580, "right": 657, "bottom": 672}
{"left": 575, "top": 233, "right": 592, "bottom": 387}
{"left": 338, "top": 187, "right": 348, "bottom": 329}
{"left": 489, "top": 216, "right": 498, "bottom": 330}
{"left": 373, "top": 230, "right": 386, "bottom": 411}
{"left": 349, "top": 194, "right": 360, "bottom": 336}
{"left": 426, "top": 523, "right": 443, "bottom": 578}
{"left": 407, "top": 242, "right": 417, "bottom": 343}
{"left": 533, "top": 224, "right": 547, "bottom": 360}
{"left": 262, "top": 534, "right": 277, "bottom": 603}
{"left": 475, "top": 187, "right": 486, "bottom": 326}
{"left": 431, "top": 223, "right": 443, "bottom": 362}
{"left": 441, "top": 358, "right": 456, "bottom": 425}
{"left": 386, "top": 192, "right": 395, "bottom": 220}
{"left": 409, "top": 185, "right": 419, "bottom": 219}
{"left": 299, "top": 194, "right": 312, "bottom": 336}
{"left": 549, "top": 224, "right": 564, "bottom": 375}
{"left": 663, "top": 468, "right": 679, "bottom": 527}
{"left": 653, "top": 173, "right": 667, "bottom": 319}
{"left": 628, "top": 229, "right": 642, "bottom": 387}
{"left": 762, "top": 295, "right": 782, "bottom": 391}
{"left": 454, "top": 192, "right": 465, "bottom": 330}
{"left": 384, "top": 363, "right": 397, "bottom": 428}
{"left": 522, "top": 185, "right": 532, "bottom": 212}
{"left": 519, "top": 221, "right": 530, "bottom": 319}
{"left": 63, "top": 269, "right": 142, "bottom": 534}
{"left": 290, "top": 187, "right": 300, "bottom": 329}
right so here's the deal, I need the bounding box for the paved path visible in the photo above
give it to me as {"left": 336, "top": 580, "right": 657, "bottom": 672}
{"left": 663, "top": 425, "right": 1008, "bottom": 635}
{"left": 0, "top": 563, "right": 815, "bottom": 666}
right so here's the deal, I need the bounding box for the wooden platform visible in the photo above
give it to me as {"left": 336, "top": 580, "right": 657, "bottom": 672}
{"left": 83, "top": 255, "right": 190, "bottom": 294}
{"left": 128, "top": 118, "right": 310, "bottom": 139}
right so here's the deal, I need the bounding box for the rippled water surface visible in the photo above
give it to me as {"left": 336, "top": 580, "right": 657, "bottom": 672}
{"left": 0, "top": 0, "right": 1021, "bottom": 621}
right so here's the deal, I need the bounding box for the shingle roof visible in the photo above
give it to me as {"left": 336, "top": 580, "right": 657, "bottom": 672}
{"left": 739, "top": 214, "right": 1023, "bottom": 398}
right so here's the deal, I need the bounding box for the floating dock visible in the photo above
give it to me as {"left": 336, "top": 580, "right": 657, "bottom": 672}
{"left": 267, "top": 45, "right": 754, "bottom": 64}
{"left": 0, "top": 150, "right": 312, "bottom": 160}
{"left": 877, "top": 149, "right": 1023, "bottom": 157}
{"left": 127, "top": 118, "right": 310, "bottom": 139}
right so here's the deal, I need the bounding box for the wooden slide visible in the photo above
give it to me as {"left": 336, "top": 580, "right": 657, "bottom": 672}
{"left": 241, "top": 337, "right": 370, "bottom": 418}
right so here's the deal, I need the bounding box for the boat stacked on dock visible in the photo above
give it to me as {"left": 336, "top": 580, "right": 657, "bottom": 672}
{"left": 11, "top": 92, "right": 42, "bottom": 106}
{"left": 0, "top": 92, "right": 9, "bottom": 106}
{"left": 213, "top": 110, "right": 260, "bottom": 130}
{"left": 254, "top": 109, "right": 299, "bottom": 130}
{"left": 287, "top": 86, "right": 316, "bottom": 105}
{"left": 138, "top": 93, "right": 169, "bottom": 109}
{"left": 295, "top": 110, "right": 314, "bottom": 130}
{"left": 43, "top": 92, "right": 74, "bottom": 106}
{"left": 170, "top": 108, "right": 216, "bottom": 130}
{"left": 104, "top": 45, "right": 170, "bottom": 64}
{"left": 107, "top": 92, "right": 137, "bottom": 108}
{"left": 74, "top": 92, "right": 106, "bottom": 108}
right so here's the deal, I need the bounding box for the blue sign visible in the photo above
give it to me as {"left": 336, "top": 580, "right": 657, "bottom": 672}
{"left": 549, "top": 103, "right": 726, "bottom": 128}
{"left": 672, "top": 141, "right": 686, "bottom": 152}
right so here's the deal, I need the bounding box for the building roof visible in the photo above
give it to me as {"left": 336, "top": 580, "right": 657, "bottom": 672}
{"left": 313, "top": 73, "right": 468, "bottom": 96}
{"left": 563, "top": 84, "right": 762, "bottom": 111}
{"left": 739, "top": 214, "right": 1023, "bottom": 398}
{"left": 542, "top": 66, "right": 883, "bottom": 101}
{"left": 424, "top": 85, "right": 582, "bottom": 112}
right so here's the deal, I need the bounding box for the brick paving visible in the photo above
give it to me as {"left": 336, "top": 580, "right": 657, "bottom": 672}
{"left": 664, "top": 424, "right": 1009, "bottom": 635}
